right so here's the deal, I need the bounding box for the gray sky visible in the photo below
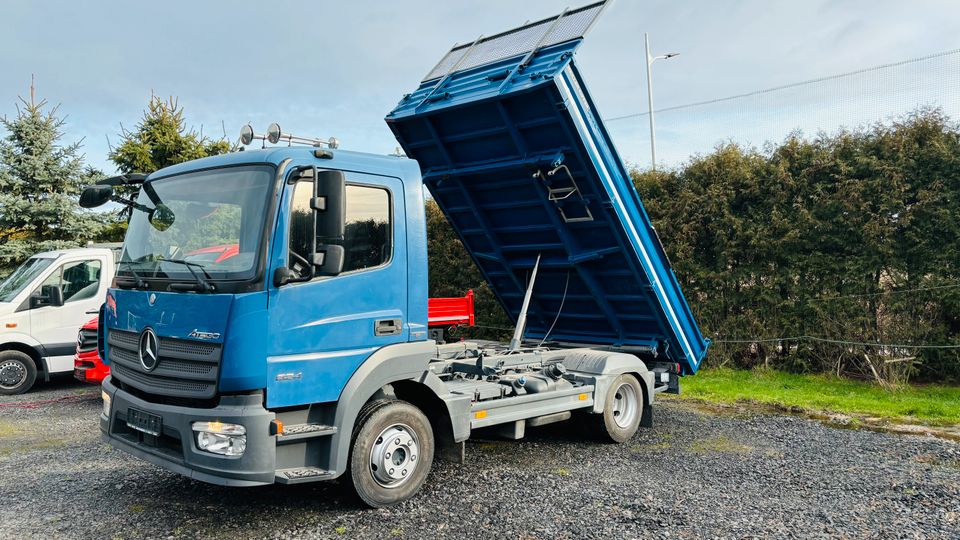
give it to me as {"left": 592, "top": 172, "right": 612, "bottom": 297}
{"left": 2, "top": 0, "right": 958, "bottom": 172}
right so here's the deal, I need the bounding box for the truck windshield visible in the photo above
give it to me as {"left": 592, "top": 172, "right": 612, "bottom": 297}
{"left": 118, "top": 165, "right": 274, "bottom": 283}
{"left": 0, "top": 257, "right": 54, "bottom": 302}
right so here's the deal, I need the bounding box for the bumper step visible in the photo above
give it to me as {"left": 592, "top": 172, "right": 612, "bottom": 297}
{"left": 275, "top": 467, "right": 336, "bottom": 484}
{"left": 277, "top": 423, "right": 337, "bottom": 444}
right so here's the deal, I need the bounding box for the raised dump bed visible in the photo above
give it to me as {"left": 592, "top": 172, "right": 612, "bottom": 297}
{"left": 386, "top": 1, "right": 709, "bottom": 373}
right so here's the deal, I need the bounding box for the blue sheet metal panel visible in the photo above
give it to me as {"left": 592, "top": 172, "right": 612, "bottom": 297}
{"left": 552, "top": 64, "right": 710, "bottom": 371}
{"left": 386, "top": 44, "right": 709, "bottom": 373}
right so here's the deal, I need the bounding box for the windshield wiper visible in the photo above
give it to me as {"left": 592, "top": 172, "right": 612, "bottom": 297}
{"left": 115, "top": 265, "right": 149, "bottom": 290}
{"left": 163, "top": 259, "right": 215, "bottom": 293}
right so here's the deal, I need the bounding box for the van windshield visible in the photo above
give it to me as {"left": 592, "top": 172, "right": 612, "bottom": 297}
{"left": 0, "top": 257, "right": 54, "bottom": 302}
{"left": 118, "top": 165, "right": 274, "bottom": 282}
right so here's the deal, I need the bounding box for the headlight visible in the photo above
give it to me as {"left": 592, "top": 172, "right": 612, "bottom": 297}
{"left": 101, "top": 390, "right": 111, "bottom": 417}
{"left": 192, "top": 421, "right": 246, "bottom": 456}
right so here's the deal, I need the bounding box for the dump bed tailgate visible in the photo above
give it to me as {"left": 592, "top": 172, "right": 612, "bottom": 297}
{"left": 385, "top": 3, "right": 709, "bottom": 373}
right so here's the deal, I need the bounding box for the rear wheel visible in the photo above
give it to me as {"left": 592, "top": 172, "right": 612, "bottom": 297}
{"left": 590, "top": 374, "right": 644, "bottom": 443}
{"left": 0, "top": 350, "right": 37, "bottom": 396}
{"left": 348, "top": 400, "right": 434, "bottom": 508}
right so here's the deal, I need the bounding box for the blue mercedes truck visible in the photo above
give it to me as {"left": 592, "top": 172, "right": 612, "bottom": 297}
{"left": 85, "top": 2, "right": 709, "bottom": 507}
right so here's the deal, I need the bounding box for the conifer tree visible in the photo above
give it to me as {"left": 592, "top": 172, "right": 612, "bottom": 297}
{"left": 109, "top": 94, "right": 231, "bottom": 175}
{"left": 0, "top": 80, "right": 105, "bottom": 273}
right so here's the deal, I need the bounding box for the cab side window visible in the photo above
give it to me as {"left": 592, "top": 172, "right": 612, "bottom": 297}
{"left": 63, "top": 260, "right": 102, "bottom": 302}
{"left": 342, "top": 185, "right": 391, "bottom": 272}
{"left": 288, "top": 181, "right": 314, "bottom": 279}
{"left": 287, "top": 181, "right": 392, "bottom": 278}
{"left": 33, "top": 260, "right": 102, "bottom": 304}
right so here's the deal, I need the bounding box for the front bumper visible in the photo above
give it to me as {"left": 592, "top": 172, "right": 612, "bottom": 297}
{"left": 74, "top": 350, "right": 109, "bottom": 384}
{"left": 100, "top": 375, "right": 276, "bottom": 486}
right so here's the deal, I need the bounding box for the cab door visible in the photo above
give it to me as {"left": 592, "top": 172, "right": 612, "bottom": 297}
{"left": 266, "top": 170, "right": 407, "bottom": 408}
{"left": 30, "top": 256, "right": 107, "bottom": 372}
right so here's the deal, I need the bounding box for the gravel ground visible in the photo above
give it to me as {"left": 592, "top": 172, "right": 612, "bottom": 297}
{"left": 1, "top": 377, "right": 958, "bottom": 540}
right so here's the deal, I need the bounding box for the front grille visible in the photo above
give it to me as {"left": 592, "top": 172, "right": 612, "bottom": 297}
{"left": 110, "top": 330, "right": 139, "bottom": 350}
{"left": 108, "top": 329, "right": 222, "bottom": 400}
{"left": 78, "top": 329, "right": 98, "bottom": 353}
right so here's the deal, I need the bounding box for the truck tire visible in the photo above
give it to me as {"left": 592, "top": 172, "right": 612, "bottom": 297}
{"left": 348, "top": 399, "right": 435, "bottom": 508}
{"left": 0, "top": 350, "right": 38, "bottom": 396}
{"left": 590, "top": 373, "right": 644, "bottom": 443}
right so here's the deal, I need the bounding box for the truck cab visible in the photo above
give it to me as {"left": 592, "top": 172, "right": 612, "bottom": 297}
{"left": 97, "top": 149, "right": 433, "bottom": 492}
{"left": 0, "top": 246, "right": 118, "bottom": 394}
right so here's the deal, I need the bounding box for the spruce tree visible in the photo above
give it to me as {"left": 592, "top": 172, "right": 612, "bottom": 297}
{"left": 0, "top": 81, "right": 105, "bottom": 273}
{"left": 109, "top": 94, "right": 231, "bottom": 175}
{"left": 99, "top": 95, "right": 233, "bottom": 240}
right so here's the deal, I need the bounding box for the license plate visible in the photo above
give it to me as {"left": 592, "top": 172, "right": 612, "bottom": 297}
{"left": 127, "top": 408, "right": 162, "bottom": 436}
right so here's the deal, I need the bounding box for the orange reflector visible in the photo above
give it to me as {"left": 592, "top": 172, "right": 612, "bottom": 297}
{"left": 270, "top": 419, "right": 284, "bottom": 436}
{"left": 578, "top": 393, "right": 589, "bottom": 401}
{"left": 474, "top": 410, "right": 488, "bottom": 419}
{"left": 5, "top": 323, "right": 15, "bottom": 328}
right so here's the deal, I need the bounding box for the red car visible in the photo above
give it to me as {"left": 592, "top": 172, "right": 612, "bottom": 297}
{"left": 75, "top": 290, "right": 476, "bottom": 385}
{"left": 183, "top": 244, "right": 240, "bottom": 264}
{"left": 73, "top": 317, "right": 108, "bottom": 384}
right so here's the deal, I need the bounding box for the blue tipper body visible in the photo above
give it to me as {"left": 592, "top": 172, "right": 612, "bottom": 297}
{"left": 385, "top": 1, "right": 710, "bottom": 373}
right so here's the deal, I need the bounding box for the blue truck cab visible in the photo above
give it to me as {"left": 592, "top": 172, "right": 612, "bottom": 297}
{"left": 93, "top": 2, "right": 709, "bottom": 507}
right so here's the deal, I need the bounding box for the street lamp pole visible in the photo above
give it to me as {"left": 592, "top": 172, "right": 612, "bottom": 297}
{"left": 644, "top": 32, "right": 678, "bottom": 171}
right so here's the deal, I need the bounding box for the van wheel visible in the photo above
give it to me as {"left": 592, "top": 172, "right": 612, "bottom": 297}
{"left": 590, "top": 374, "right": 643, "bottom": 443}
{"left": 348, "top": 400, "right": 434, "bottom": 508}
{"left": 0, "top": 350, "right": 37, "bottom": 395}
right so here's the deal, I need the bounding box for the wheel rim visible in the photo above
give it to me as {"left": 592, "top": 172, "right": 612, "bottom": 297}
{"left": 369, "top": 423, "right": 420, "bottom": 489}
{"left": 611, "top": 382, "right": 639, "bottom": 429}
{"left": 0, "top": 360, "right": 27, "bottom": 390}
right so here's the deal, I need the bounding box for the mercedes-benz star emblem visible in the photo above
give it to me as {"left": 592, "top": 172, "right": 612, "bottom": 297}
{"left": 138, "top": 328, "right": 160, "bottom": 371}
{"left": 148, "top": 293, "right": 157, "bottom": 306}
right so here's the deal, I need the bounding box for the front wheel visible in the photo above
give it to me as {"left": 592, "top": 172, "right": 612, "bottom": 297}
{"left": 348, "top": 400, "right": 434, "bottom": 508}
{"left": 0, "top": 350, "right": 37, "bottom": 396}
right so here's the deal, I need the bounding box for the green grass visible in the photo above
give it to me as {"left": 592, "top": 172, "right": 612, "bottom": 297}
{"left": 680, "top": 368, "right": 960, "bottom": 426}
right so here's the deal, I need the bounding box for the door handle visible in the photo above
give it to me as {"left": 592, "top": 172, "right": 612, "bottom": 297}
{"left": 374, "top": 318, "right": 402, "bottom": 336}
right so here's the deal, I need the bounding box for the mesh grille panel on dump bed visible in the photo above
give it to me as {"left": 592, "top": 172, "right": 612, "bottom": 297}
{"left": 422, "top": 1, "right": 606, "bottom": 82}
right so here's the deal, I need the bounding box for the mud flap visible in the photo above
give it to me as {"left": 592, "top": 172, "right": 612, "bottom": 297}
{"left": 641, "top": 403, "right": 653, "bottom": 428}
{"left": 437, "top": 439, "right": 465, "bottom": 464}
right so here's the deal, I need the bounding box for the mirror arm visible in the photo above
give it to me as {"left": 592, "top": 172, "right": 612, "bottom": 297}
{"left": 110, "top": 195, "right": 152, "bottom": 214}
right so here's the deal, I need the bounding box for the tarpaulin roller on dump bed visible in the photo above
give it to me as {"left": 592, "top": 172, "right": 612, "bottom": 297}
{"left": 386, "top": 1, "right": 710, "bottom": 374}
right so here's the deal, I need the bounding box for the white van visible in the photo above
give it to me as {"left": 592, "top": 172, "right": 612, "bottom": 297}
{"left": 0, "top": 247, "right": 119, "bottom": 394}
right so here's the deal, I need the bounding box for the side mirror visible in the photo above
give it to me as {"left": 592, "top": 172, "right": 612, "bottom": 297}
{"left": 313, "top": 170, "right": 346, "bottom": 240}
{"left": 48, "top": 285, "right": 64, "bottom": 307}
{"left": 149, "top": 203, "right": 176, "bottom": 231}
{"left": 32, "top": 285, "right": 64, "bottom": 308}
{"left": 79, "top": 185, "right": 114, "bottom": 208}
{"left": 275, "top": 168, "right": 347, "bottom": 287}
{"left": 313, "top": 245, "right": 344, "bottom": 276}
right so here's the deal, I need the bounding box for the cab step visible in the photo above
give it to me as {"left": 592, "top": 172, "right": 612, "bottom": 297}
{"left": 276, "top": 423, "right": 338, "bottom": 444}
{"left": 275, "top": 467, "right": 336, "bottom": 484}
